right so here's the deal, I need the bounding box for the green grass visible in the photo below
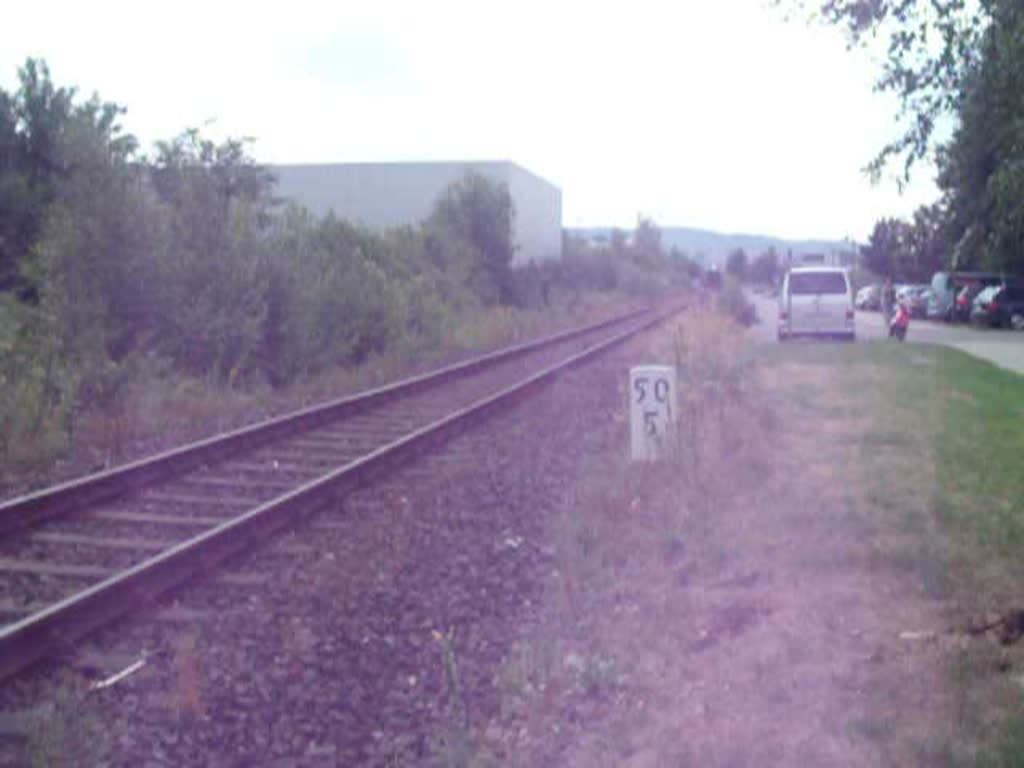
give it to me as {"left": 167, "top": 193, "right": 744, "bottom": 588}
{"left": 846, "top": 715, "right": 897, "bottom": 744}
{"left": 934, "top": 352, "right": 1024, "bottom": 552}
{"left": 761, "top": 339, "right": 1024, "bottom": 764}
{"left": 964, "top": 719, "right": 1024, "bottom": 768}
{"left": 760, "top": 340, "right": 1024, "bottom": 553}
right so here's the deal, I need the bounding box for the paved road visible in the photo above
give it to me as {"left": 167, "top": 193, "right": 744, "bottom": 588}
{"left": 747, "top": 292, "right": 1024, "bottom": 376}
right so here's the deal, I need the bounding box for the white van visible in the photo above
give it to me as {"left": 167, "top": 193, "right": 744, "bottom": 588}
{"left": 777, "top": 267, "right": 855, "bottom": 341}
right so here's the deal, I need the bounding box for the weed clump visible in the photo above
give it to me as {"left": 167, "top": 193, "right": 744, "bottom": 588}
{"left": 22, "top": 675, "right": 109, "bottom": 767}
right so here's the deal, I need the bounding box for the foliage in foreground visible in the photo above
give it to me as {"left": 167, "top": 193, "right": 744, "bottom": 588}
{"left": 557, "top": 218, "right": 696, "bottom": 299}
{"left": 861, "top": 206, "right": 947, "bottom": 283}
{"left": 0, "top": 59, "right": 690, "bottom": 474}
{"left": 790, "top": 1, "right": 1024, "bottom": 277}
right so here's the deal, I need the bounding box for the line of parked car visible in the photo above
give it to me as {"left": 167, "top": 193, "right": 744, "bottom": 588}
{"left": 854, "top": 283, "right": 931, "bottom": 317}
{"left": 854, "top": 271, "right": 1024, "bottom": 330}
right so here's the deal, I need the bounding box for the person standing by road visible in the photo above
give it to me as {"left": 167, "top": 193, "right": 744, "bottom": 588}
{"left": 881, "top": 277, "right": 895, "bottom": 327}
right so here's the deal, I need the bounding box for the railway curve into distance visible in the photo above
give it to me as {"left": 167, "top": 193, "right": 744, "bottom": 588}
{"left": 0, "top": 302, "right": 682, "bottom": 681}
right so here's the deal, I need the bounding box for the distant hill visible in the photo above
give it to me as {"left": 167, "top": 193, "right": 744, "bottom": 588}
{"left": 569, "top": 226, "right": 853, "bottom": 267}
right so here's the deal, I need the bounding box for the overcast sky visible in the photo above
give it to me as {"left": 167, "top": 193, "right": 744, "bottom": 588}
{"left": 2, "top": 0, "right": 942, "bottom": 241}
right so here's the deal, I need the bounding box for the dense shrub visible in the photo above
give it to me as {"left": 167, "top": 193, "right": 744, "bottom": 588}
{"left": 0, "top": 59, "right": 499, "bottom": 459}
{"left": 547, "top": 223, "right": 690, "bottom": 305}
{"left": 716, "top": 279, "right": 757, "bottom": 326}
{"left": 429, "top": 172, "right": 515, "bottom": 304}
{"left": 0, "top": 57, "right": 691, "bottom": 469}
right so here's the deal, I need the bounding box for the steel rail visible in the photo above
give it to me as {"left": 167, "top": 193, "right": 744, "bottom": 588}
{"left": 0, "top": 304, "right": 678, "bottom": 681}
{"left": 0, "top": 307, "right": 647, "bottom": 538}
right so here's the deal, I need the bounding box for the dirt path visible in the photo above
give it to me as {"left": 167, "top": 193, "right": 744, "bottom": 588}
{"left": 479, "top": 318, "right": 952, "bottom": 767}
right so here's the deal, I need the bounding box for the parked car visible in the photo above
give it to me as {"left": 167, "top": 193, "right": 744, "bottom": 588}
{"left": 903, "top": 286, "right": 931, "bottom": 319}
{"left": 969, "top": 286, "right": 1001, "bottom": 326}
{"left": 778, "top": 267, "right": 855, "bottom": 341}
{"left": 953, "top": 283, "right": 985, "bottom": 322}
{"left": 969, "top": 283, "right": 1024, "bottom": 327}
{"left": 928, "top": 271, "right": 1007, "bottom": 321}
{"left": 855, "top": 284, "right": 879, "bottom": 310}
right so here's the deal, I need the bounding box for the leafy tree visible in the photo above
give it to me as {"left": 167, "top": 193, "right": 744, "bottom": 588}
{"left": 146, "top": 130, "right": 277, "bottom": 382}
{"left": 609, "top": 228, "right": 628, "bottom": 255}
{"left": 150, "top": 128, "right": 275, "bottom": 260}
{"left": 0, "top": 59, "right": 136, "bottom": 298}
{"left": 430, "top": 172, "right": 515, "bottom": 304}
{"left": 750, "top": 248, "right": 780, "bottom": 284}
{"left": 861, "top": 207, "right": 948, "bottom": 282}
{"left": 0, "top": 58, "right": 145, "bottom": 451}
{"left": 783, "top": 0, "right": 988, "bottom": 177}
{"left": 633, "top": 215, "right": 664, "bottom": 267}
{"left": 668, "top": 246, "right": 703, "bottom": 279}
{"left": 561, "top": 246, "right": 618, "bottom": 293}
{"left": 562, "top": 229, "right": 592, "bottom": 260}
{"left": 861, "top": 218, "right": 909, "bottom": 278}
{"left": 938, "top": 4, "right": 1024, "bottom": 272}
{"left": 905, "top": 202, "right": 948, "bottom": 280}
{"left": 725, "top": 248, "right": 748, "bottom": 281}
{"left": 783, "top": 2, "right": 1024, "bottom": 274}
{"left": 0, "top": 55, "right": 699, "bottom": 470}
{"left": 260, "top": 203, "right": 465, "bottom": 385}
{"left": 0, "top": 59, "right": 72, "bottom": 295}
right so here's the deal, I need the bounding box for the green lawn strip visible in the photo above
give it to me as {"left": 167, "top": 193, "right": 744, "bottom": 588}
{"left": 927, "top": 348, "right": 1024, "bottom": 766}
{"left": 757, "top": 340, "right": 1024, "bottom": 558}
{"left": 934, "top": 349, "right": 1024, "bottom": 553}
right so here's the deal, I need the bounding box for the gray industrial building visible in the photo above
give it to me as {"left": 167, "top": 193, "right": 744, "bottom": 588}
{"left": 271, "top": 161, "right": 562, "bottom": 266}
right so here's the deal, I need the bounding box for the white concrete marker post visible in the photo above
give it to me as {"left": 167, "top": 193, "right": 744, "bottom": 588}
{"left": 629, "top": 365, "right": 677, "bottom": 462}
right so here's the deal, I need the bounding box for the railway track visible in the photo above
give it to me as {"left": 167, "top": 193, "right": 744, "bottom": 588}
{"left": 0, "top": 304, "right": 674, "bottom": 682}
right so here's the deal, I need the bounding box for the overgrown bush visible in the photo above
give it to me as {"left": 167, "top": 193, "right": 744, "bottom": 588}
{"left": 0, "top": 57, "right": 693, "bottom": 474}
{"left": 0, "top": 295, "right": 74, "bottom": 461}
{"left": 550, "top": 224, "right": 689, "bottom": 303}
{"left": 716, "top": 279, "right": 757, "bottom": 326}
{"left": 429, "top": 172, "right": 515, "bottom": 304}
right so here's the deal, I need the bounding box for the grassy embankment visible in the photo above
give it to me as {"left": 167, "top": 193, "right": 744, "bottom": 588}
{"left": 758, "top": 340, "right": 1024, "bottom": 765}
{"left": 0, "top": 292, "right": 639, "bottom": 499}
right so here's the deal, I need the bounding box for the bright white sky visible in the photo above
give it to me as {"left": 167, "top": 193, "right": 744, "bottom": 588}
{"left": 1, "top": 0, "right": 941, "bottom": 241}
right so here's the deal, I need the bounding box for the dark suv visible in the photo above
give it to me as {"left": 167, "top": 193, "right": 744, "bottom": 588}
{"left": 969, "top": 282, "right": 1024, "bottom": 328}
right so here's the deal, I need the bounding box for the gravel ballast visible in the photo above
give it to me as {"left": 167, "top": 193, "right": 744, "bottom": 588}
{"left": 0, "top": 319, "right": 646, "bottom": 766}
